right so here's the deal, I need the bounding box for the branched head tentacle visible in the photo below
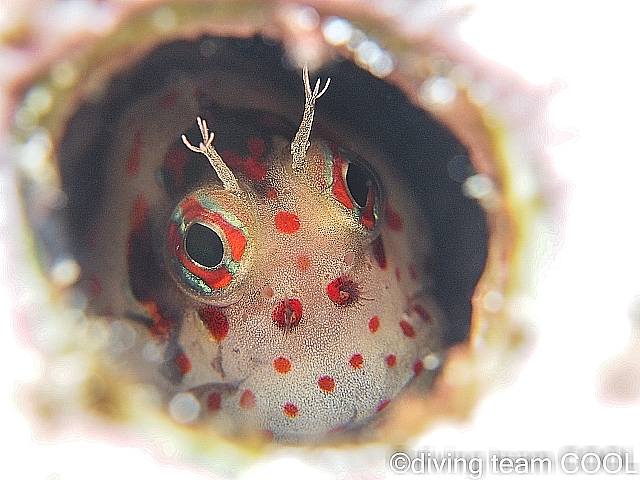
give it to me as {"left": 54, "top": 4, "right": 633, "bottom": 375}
{"left": 291, "top": 64, "right": 331, "bottom": 172}
{"left": 303, "top": 63, "right": 331, "bottom": 102}
{"left": 182, "top": 116, "right": 241, "bottom": 194}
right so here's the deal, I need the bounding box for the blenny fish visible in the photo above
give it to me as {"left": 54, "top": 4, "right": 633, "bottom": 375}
{"left": 74, "top": 58, "right": 444, "bottom": 441}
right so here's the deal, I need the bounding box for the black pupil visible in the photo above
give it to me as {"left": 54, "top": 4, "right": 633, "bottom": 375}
{"left": 185, "top": 223, "right": 224, "bottom": 268}
{"left": 345, "top": 162, "right": 371, "bottom": 208}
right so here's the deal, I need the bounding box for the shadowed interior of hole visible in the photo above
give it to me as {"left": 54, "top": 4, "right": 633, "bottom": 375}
{"left": 57, "top": 35, "right": 487, "bottom": 347}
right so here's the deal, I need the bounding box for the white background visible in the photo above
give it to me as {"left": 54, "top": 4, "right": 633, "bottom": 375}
{"left": 2, "top": 1, "right": 639, "bottom": 478}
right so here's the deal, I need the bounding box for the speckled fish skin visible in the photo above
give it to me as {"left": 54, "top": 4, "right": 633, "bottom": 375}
{"left": 79, "top": 70, "right": 442, "bottom": 443}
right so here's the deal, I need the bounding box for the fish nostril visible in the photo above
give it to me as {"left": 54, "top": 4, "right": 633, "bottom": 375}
{"left": 327, "top": 276, "right": 358, "bottom": 306}
{"left": 272, "top": 298, "right": 303, "bottom": 332}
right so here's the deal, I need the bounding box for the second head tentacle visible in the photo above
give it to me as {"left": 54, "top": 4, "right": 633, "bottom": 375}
{"left": 291, "top": 64, "right": 331, "bottom": 172}
{"left": 182, "top": 116, "right": 241, "bottom": 194}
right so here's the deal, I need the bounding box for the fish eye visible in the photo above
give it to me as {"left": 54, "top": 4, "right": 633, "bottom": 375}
{"left": 4, "top": 0, "right": 545, "bottom": 475}
{"left": 166, "top": 188, "right": 254, "bottom": 302}
{"left": 300, "top": 138, "right": 382, "bottom": 231}
{"left": 185, "top": 223, "right": 223, "bottom": 268}
{"left": 315, "top": 142, "right": 382, "bottom": 230}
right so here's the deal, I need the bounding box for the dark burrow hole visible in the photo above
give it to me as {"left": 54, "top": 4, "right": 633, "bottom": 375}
{"left": 55, "top": 35, "right": 487, "bottom": 347}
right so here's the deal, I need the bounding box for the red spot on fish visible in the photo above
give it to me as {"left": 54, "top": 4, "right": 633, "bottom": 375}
{"left": 175, "top": 353, "right": 192, "bottom": 375}
{"left": 164, "top": 145, "right": 189, "bottom": 189}
{"left": 376, "top": 399, "right": 391, "bottom": 412}
{"left": 399, "top": 319, "right": 416, "bottom": 338}
{"left": 223, "top": 228, "right": 246, "bottom": 263}
{"left": 408, "top": 264, "right": 418, "bottom": 280}
{"left": 274, "top": 211, "right": 300, "bottom": 234}
{"left": 273, "top": 357, "right": 291, "bottom": 374}
{"left": 413, "top": 360, "right": 424, "bottom": 376}
{"left": 385, "top": 204, "right": 403, "bottom": 231}
{"left": 327, "top": 277, "right": 357, "bottom": 306}
{"left": 395, "top": 267, "right": 402, "bottom": 281}
{"left": 221, "top": 150, "right": 244, "bottom": 169}
{"left": 243, "top": 157, "right": 267, "bottom": 181}
{"left": 160, "top": 86, "right": 179, "bottom": 109}
{"left": 198, "top": 306, "right": 229, "bottom": 341}
{"left": 200, "top": 268, "right": 232, "bottom": 289}
{"left": 265, "top": 187, "right": 278, "bottom": 200}
{"left": 372, "top": 236, "right": 387, "bottom": 269}
{"left": 142, "top": 301, "right": 174, "bottom": 339}
{"left": 220, "top": 137, "right": 267, "bottom": 181}
{"left": 247, "top": 137, "right": 265, "bottom": 157}
{"left": 296, "top": 255, "right": 311, "bottom": 272}
{"left": 317, "top": 376, "right": 335, "bottom": 393}
{"left": 272, "top": 299, "right": 303, "bottom": 331}
{"left": 207, "top": 392, "right": 222, "bottom": 411}
{"left": 283, "top": 403, "right": 299, "bottom": 418}
{"left": 130, "top": 194, "right": 149, "bottom": 231}
{"left": 385, "top": 354, "right": 397, "bottom": 368}
{"left": 128, "top": 203, "right": 163, "bottom": 305}
{"left": 349, "top": 353, "right": 364, "bottom": 370}
{"left": 412, "top": 304, "right": 433, "bottom": 324}
{"left": 126, "top": 128, "right": 144, "bottom": 176}
{"left": 368, "top": 316, "right": 380, "bottom": 333}
{"left": 240, "top": 390, "right": 256, "bottom": 410}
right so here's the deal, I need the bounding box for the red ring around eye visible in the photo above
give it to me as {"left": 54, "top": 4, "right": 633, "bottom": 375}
{"left": 328, "top": 144, "right": 354, "bottom": 211}
{"left": 169, "top": 222, "right": 232, "bottom": 289}
{"left": 168, "top": 193, "right": 248, "bottom": 295}
{"left": 325, "top": 142, "right": 379, "bottom": 229}
{"left": 181, "top": 198, "right": 246, "bottom": 261}
{"left": 359, "top": 188, "right": 376, "bottom": 229}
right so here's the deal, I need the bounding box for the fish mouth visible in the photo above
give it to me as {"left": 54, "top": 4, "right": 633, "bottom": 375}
{"left": 5, "top": 0, "right": 542, "bottom": 452}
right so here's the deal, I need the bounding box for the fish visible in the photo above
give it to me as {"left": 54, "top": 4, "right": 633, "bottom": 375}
{"left": 75, "top": 60, "right": 443, "bottom": 442}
